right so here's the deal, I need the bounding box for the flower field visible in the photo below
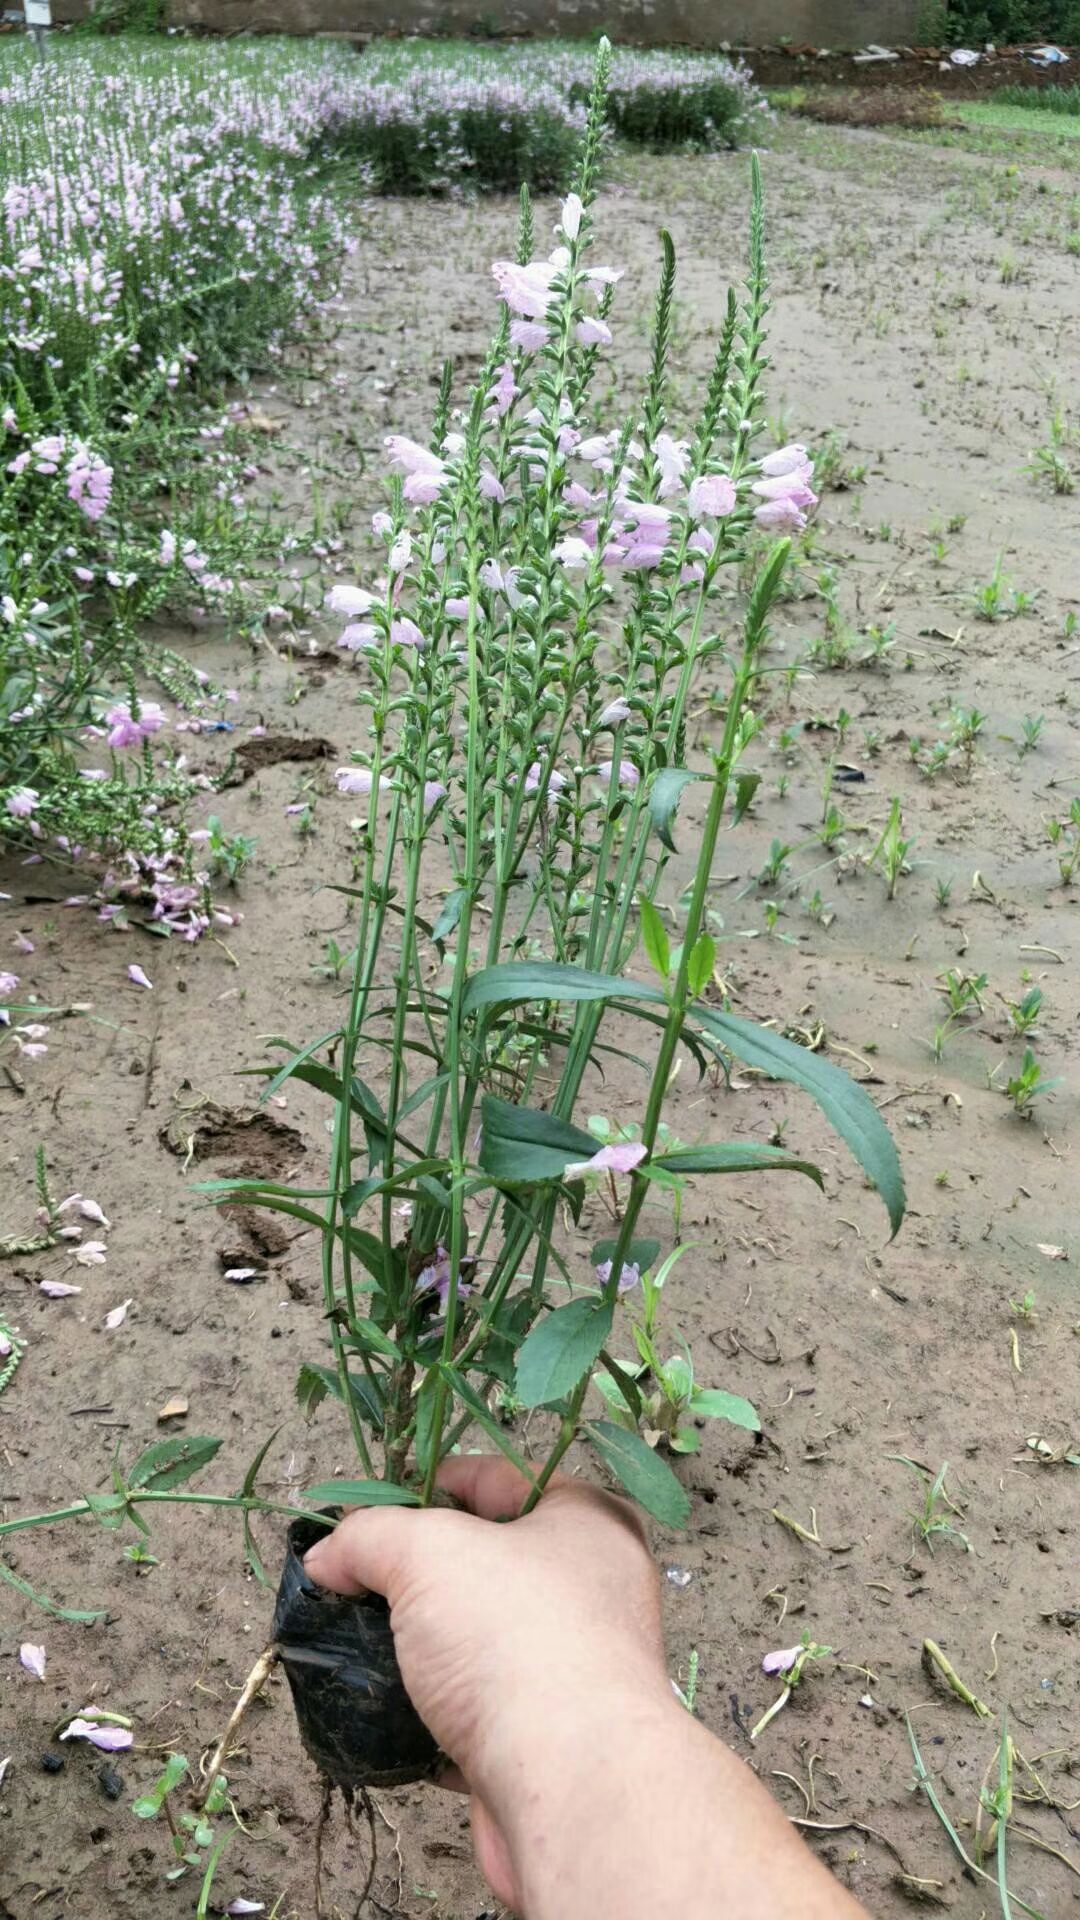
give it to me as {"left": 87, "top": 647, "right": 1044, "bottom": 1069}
{"left": 2, "top": 29, "right": 1078, "bottom": 1920}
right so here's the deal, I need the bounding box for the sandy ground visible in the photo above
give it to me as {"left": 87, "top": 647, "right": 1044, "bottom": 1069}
{"left": 2, "top": 118, "right": 1080, "bottom": 1919}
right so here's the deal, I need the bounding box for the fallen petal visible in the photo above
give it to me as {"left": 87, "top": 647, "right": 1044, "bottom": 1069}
{"left": 1035, "top": 1243, "right": 1067, "bottom": 1261}
{"left": 762, "top": 1645, "right": 802, "bottom": 1676}
{"left": 74, "top": 1240, "right": 107, "bottom": 1267}
{"left": 104, "top": 1299, "right": 133, "bottom": 1330}
{"left": 127, "top": 965, "right": 153, "bottom": 990}
{"left": 78, "top": 1199, "right": 111, "bottom": 1231}
{"left": 19, "top": 1644, "right": 46, "bottom": 1680}
{"left": 59, "top": 1719, "right": 134, "bottom": 1752}
{"left": 40, "top": 1280, "right": 82, "bottom": 1298}
{"left": 225, "top": 1903, "right": 265, "bottom": 1916}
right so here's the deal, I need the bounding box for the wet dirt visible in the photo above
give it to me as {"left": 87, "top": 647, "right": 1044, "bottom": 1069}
{"left": 2, "top": 121, "right": 1079, "bottom": 1919}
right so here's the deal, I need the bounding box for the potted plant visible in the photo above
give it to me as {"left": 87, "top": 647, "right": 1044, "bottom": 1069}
{"left": 2, "top": 38, "right": 903, "bottom": 1889}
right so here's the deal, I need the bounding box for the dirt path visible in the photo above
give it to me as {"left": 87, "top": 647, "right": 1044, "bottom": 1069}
{"left": 2, "top": 121, "right": 1079, "bottom": 1919}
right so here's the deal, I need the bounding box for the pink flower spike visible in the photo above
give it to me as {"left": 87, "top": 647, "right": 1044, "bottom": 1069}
{"left": 20, "top": 1644, "right": 46, "bottom": 1681}
{"left": 127, "top": 965, "right": 153, "bottom": 990}
{"left": 59, "top": 1719, "right": 133, "bottom": 1752}
{"left": 40, "top": 1280, "right": 82, "bottom": 1298}
{"left": 74, "top": 1240, "right": 107, "bottom": 1268}
{"left": 104, "top": 1299, "right": 133, "bottom": 1331}
{"left": 762, "top": 1646, "right": 802, "bottom": 1676}
{"left": 563, "top": 1142, "right": 648, "bottom": 1181}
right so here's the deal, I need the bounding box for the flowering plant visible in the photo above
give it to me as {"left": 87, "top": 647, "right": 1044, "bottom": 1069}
{"left": 1, "top": 35, "right": 902, "bottom": 1655}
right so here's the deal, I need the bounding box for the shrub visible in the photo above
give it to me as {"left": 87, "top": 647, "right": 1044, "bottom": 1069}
{"left": 941, "top": 0, "right": 1080, "bottom": 43}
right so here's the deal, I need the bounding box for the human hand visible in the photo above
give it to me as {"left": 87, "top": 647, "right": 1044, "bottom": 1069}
{"left": 302, "top": 1456, "right": 669, "bottom": 1908}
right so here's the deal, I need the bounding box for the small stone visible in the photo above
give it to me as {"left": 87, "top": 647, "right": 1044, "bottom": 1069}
{"left": 41, "top": 1752, "right": 64, "bottom": 1773}
{"left": 98, "top": 1766, "right": 125, "bottom": 1800}
{"left": 664, "top": 1565, "right": 693, "bottom": 1590}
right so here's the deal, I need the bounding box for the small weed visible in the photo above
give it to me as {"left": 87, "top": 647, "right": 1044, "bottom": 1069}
{"left": 1017, "top": 713, "right": 1044, "bottom": 756}
{"left": 868, "top": 797, "right": 913, "bottom": 900}
{"left": 818, "top": 804, "right": 846, "bottom": 850}
{"left": 934, "top": 876, "right": 953, "bottom": 909}
{"left": 890, "top": 1456, "right": 972, "bottom": 1555}
{"left": 1008, "top": 1289, "right": 1036, "bottom": 1321}
{"left": 204, "top": 816, "right": 256, "bottom": 886}
{"left": 971, "top": 553, "right": 1033, "bottom": 621}
{"left": 759, "top": 839, "right": 793, "bottom": 887}
{"left": 1002, "top": 1047, "right": 1061, "bottom": 1118}
{"left": 1004, "top": 985, "right": 1042, "bottom": 1036}
{"left": 862, "top": 728, "right": 882, "bottom": 758}
{"left": 311, "top": 935, "right": 352, "bottom": 982}
{"left": 1046, "top": 796, "right": 1080, "bottom": 884}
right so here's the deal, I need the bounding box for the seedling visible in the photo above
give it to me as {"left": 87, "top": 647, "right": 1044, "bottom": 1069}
{"left": 132, "top": 1754, "right": 235, "bottom": 1895}
{"left": 1001, "top": 1047, "right": 1061, "bottom": 1118}
{"left": 1046, "top": 796, "right": 1080, "bottom": 884}
{"left": 1016, "top": 713, "right": 1044, "bottom": 756}
{"left": 933, "top": 876, "right": 953, "bottom": 909}
{"left": 818, "top": 804, "right": 845, "bottom": 850}
{"left": 1003, "top": 985, "right": 1042, "bottom": 1036}
{"left": 758, "top": 838, "right": 793, "bottom": 887}
{"left": 1024, "top": 408, "right": 1074, "bottom": 496}
{"left": 749, "top": 1632, "right": 833, "bottom": 1742}
{"left": 1008, "top": 1290, "right": 1036, "bottom": 1321}
{"left": 204, "top": 816, "right": 256, "bottom": 886}
{"left": 890, "top": 1456, "right": 972, "bottom": 1555}
{"left": 971, "top": 554, "right": 1032, "bottom": 622}
{"left": 311, "top": 935, "right": 351, "bottom": 982}
{"left": 868, "top": 797, "right": 913, "bottom": 899}
{"left": 928, "top": 970, "right": 986, "bottom": 1062}
{"left": 833, "top": 706, "right": 852, "bottom": 748}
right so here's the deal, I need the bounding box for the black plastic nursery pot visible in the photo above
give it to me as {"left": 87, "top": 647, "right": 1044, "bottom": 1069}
{"left": 273, "top": 1513, "right": 442, "bottom": 1791}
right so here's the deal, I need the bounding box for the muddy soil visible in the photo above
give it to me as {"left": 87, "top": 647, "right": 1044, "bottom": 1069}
{"left": 2, "top": 120, "right": 1079, "bottom": 1920}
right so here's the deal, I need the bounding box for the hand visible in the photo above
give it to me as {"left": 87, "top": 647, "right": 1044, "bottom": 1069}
{"left": 303, "top": 1456, "right": 668, "bottom": 1909}
{"left": 304, "top": 1458, "right": 870, "bottom": 1920}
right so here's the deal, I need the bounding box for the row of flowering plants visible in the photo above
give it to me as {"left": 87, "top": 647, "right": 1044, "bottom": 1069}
{"left": 2, "top": 49, "right": 903, "bottom": 1665}
{"left": 0, "top": 36, "right": 359, "bottom": 952}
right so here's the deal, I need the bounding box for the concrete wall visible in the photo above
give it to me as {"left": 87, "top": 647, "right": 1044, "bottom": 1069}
{"left": 163, "top": 0, "right": 922, "bottom": 49}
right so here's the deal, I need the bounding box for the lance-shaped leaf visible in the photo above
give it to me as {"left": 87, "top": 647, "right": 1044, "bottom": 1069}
{"left": 479, "top": 1094, "right": 598, "bottom": 1185}
{"left": 516, "top": 1298, "right": 614, "bottom": 1408}
{"left": 692, "top": 1005, "right": 905, "bottom": 1236}
{"left": 654, "top": 1141, "right": 823, "bottom": 1187}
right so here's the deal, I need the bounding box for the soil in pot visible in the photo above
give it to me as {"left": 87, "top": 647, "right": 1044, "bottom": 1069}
{"left": 272, "top": 1513, "right": 442, "bottom": 1791}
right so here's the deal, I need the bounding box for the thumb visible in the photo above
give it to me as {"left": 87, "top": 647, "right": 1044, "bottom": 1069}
{"left": 302, "top": 1505, "right": 422, "bottom": 1603}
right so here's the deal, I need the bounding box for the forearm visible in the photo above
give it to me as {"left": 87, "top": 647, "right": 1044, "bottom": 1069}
{"left": 490, "top": 1689, "right": 868, "bottom": 1920}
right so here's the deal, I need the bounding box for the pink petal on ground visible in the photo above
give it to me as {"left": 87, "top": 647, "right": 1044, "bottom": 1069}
{"left": 40, "top": 1280, "right": 82, "bottom": 1298}
{"left": 127, "top": 965, "right": 153, "bottom": 990}
{"left": 762, "top": 1645, "right": 802, "bottom": 1676}
{"left": 74, "top": 1240, "right": 107, "bottom": 1267}
{"left": 563, "top": 1142, "right": 648, "bottom": 1181}
{"left": 225, "top": 1903, "right": 265, "bottom": 1915}
{"left": 59, "top": 1719, "right": 133, "bottom": 1751}
{"left": 19, "top": 1644, "right": 46, "bottom": 1680}
{"left": 78, "top": 1199, "right": 111, "bottom": 1230}
{"left": 104, "top": 1299, "right": 133, "bottom": 1330}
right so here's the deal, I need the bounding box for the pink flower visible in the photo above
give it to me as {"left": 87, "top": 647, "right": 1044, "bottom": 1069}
{"left": 510, "top": 319, "right": 548, "bottom": 351}
{"left": 560, "top": 191, "right": 584, "bottom": 241}
{"left": 479, "top": 469, "right": 506, "bottom": 504}
{"left": 391, "top": 616, "right": 425, "bottom": 650}
{"left": 414, "top": 1245, "right": 472, "bottom": 1311}
{"left": 104, "top": 1299, "right": 133, "bottom": 1330}
{"left": 655, "top": 433, "right": 689, "bottom": 498}
{"left": 444, "top": 596, "right": 472, "bottom": 620}
{"left": 492, "top": 258, "right": 559, "bottom": 320}
{"left": 19, "top": 1643, "right": 46, "bottom": 1680}
{"left": 594, "top": 760, "right": 640, "bottom": 790}
{"left": 0, "top": 973, "right": 18, "bottom": 996}
{"left": 553, "top": 535, "right": 591, "bottom": 569}
{"left": 762, "top": 1646, "right": 802, "bottom": 1676}
{"left": 524, "top": 762, "right": 567, "bottom": 797}
{"left": 73, "top": 567, "right": 95, "bottom": 584}
{"left": 338, "top": 622, "right": 376, "bottom": 651}
{"left": 563, "top": 1141, "right": 648, "bottom": 1181}
{"left": 60, "top": 1718, "right": 133, "bottom": 1752}
{"left": 386, "top": 436, "right": 446, "bottom": 504}
{"left": 105, "top": 703, "right": 164, "bottom": 749}
{"left": 595, "top": 1258, "right": 641, "bottom": 1295}
{"left": 598, "top": 698, "right": 630, "bottom": 726}
{"left": 752, "top": 472, "right": 817, "bottom": 507}
{"left": 127, "top": 964, "right": 153, "bottom": 990}
{"left": 159, "top": 530, "right": 176, "bottom": 565}
{"left": 487, "top": 362, "right": 519, "bottom": 417}
{"left": 327, "top": 584, "right": 374, "bottom": 617}
{"left": 688, "top": 473, "right": 737, "bottom": 519}
{"left": 754, "top": 496, "right": 811, "bottom": 534}
{"left": 5, "top": 787, "right": 38, "bottom": 819}
{"left": 761, "top": 444, "right": 811, "bottom": 478}
{"left": 388, "top": 531, "right": 412, "bottom": 574}
{"left": 424, "top": 781, "right": 447, "bottom": 809}
{"left": 40, "top": 1280, "right": 82, "bottom": 1298}
{"left": 335, "top": 767, "right": 389, "bottom": 797}
{"left": 575, "top": 317, "right": 612, "bottom": 348}
{"left": 74, "top": 1240, "right": 108, "bottom": 1267}
{"left": 372, "top": 510, "right": 393, "bottom": 538}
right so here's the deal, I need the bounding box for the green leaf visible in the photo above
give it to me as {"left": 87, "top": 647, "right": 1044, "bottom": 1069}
{"left": 127, "top": 1436, "right": 223, "bottom": 1493}
{"left": 431, "top": 887, "right": 467, "bottom": 951}
{"left": 479, "top": 1093, "right": 598, "bottom": 1185}
{"left": 84, "top": 1491, "right": 128, "bottom": 1531}
{"left": 732, "top": 770, "right": 761, "bottom": 826}
{"left": 340, "top": 1159, "right": 449, "bottom": 1219}
{"left": 344, "top": 1318, "right": 402, "bottom": 1362}
{"left": 597, "top": 1350, "right": 643, "bottom": 1421}
{"left": 516, "top": 1298, "right": 614, "bottom": 1408}
{"left": 687, "top": 933, "right": 716, "bottom": 998}
{"left": 303, "top": 1480, "right": 421, "bottom": 1508}
{"left": 585, "top": 1421, "right": 690, "bottom": 1527}
{"left": 0, "top": 1556, "right": 105, "bottom": 1624}
{"left": 413, "top": 1368, "right": 440, "bottom": 1478}
{"left": 260, "top": 1029, "right": 342, "bottom": 1105}
{"left": 438, "top": 1365, "right": 539, "bottom": 1484}
{"left": 463, "top": 962, "right": 664, "bottom": 1017}
{"left": 689, "top": 1388, "right": 761, "bottom": 1430}
{"left": 655, "top": 1141, "right": 824, "bottom": 1187}
{"left": 692, "top": 1005, "right": 905, "bottom": 1237}
{"left": 639, "top": 899, "right": 671, "bottom": 982}
{"left": 239, "top": 1426, "right": 282, "bottom": 1587}
{"left": 295, "top": 1361, "right": 384, "bottom": 1431}
{"left": 649, "top": 767, "right": 698, "bottom": 853}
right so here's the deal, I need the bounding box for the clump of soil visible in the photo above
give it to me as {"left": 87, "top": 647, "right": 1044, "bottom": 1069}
{"left": 158, "top": 1094, "right": 306, "bottom": 1178}
{"left": 230, "top": 732, "right": 336, "bottom": 778}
